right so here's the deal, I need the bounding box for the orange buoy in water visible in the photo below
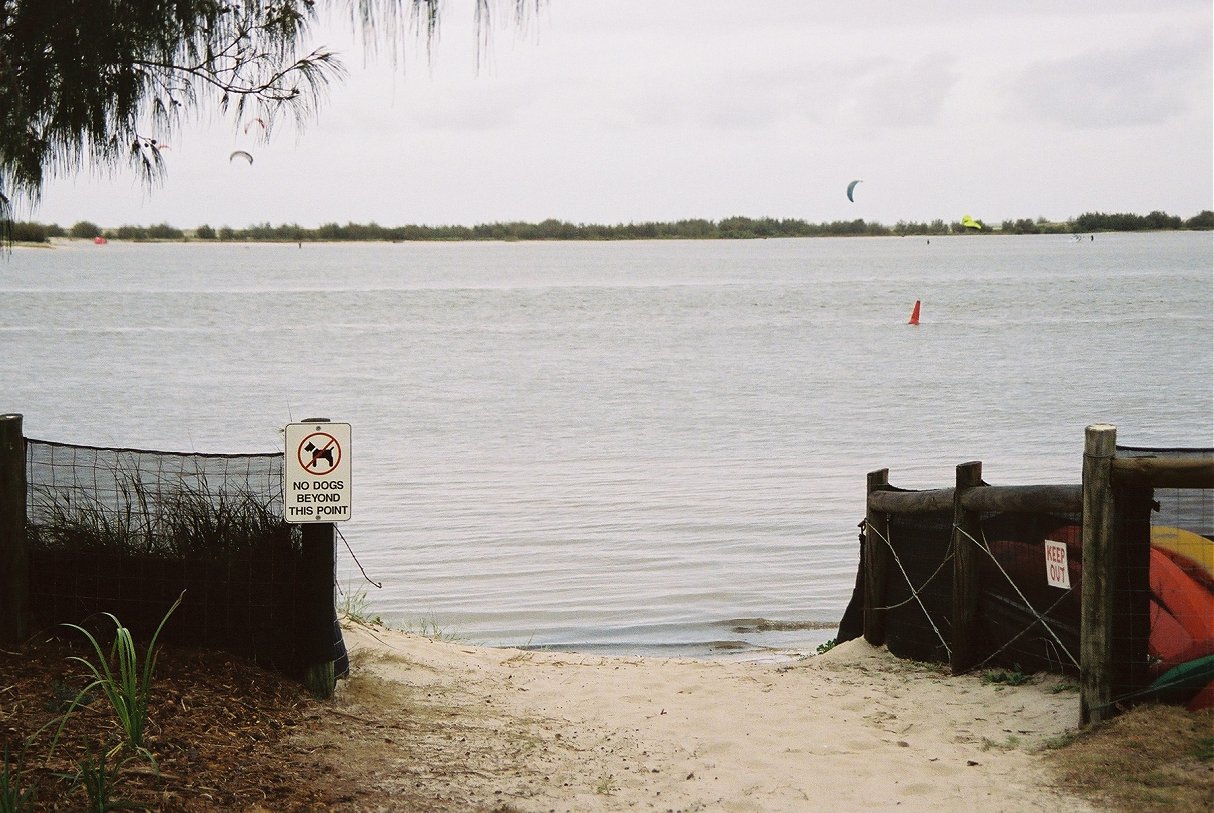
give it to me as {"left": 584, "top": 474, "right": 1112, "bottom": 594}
{"left": 908, "top": 300, "right": 921, "bottom": 325}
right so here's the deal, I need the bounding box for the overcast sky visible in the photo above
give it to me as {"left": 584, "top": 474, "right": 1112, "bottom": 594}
{"left": 29, "top": 0, "right": 1214, "bottom": 229}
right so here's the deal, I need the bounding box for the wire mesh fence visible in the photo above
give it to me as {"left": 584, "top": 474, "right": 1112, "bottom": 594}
{"left": 1131, "top": 476, "right": 1214, "bottom": 710}
{"left": 24, "top": 438, "right": 344, "bottom": 678}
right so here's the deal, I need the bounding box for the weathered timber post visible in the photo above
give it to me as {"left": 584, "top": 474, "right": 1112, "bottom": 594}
{"left": 0, "top": 414, "right": 28, "bottom": 646}
{"left": 1113, "top": 484, "right": 1154, "bottom": 704}
{"left": 863, "top": 469, "right": 891, "bottom": 646}
{"left": 301, "top": 521, "right": 336, "bottom": 699}
{"left": 299, "top": 417, "right": 336, "bottom": 700}
{"left": 950, "top": 461, "right": 983, "bottom": 674}
{"left": 1081, "top": 424, "right": 1117, "bottom": 725}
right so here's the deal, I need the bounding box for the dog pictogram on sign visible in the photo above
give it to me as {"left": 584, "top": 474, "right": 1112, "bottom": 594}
{"left": 297, "top": 432, "right": 341, "bottom": 476}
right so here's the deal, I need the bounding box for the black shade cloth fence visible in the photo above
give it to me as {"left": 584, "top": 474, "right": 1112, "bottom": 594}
{"left": 860, "top": 507, "right": 1084, "bottom": 672}
{"left": 841, "top": 443, "right": 1213, "bottom": 711}
{"left": 24, "top": 438, "right": 345, "bottom": 678}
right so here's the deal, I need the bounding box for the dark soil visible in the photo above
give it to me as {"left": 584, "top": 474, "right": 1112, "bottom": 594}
{"left": 1, "top": 631, "right": 330, "bottom": 811}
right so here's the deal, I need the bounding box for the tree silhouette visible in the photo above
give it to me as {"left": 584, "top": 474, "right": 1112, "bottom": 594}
{"left": 0, "top": 1, "right": 535, "bottom": 231}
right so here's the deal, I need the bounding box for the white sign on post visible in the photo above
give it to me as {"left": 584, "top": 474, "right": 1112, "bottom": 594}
{"left": 284, "top": 422, "right": 352, "bottom": 523}
{"left": 1044, "top": 539, "right": 1070, "bottom": 589}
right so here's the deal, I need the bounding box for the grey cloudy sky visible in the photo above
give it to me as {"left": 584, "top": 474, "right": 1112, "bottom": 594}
{"left": 30, "top": 0, "right": 1214, "bottom": 229}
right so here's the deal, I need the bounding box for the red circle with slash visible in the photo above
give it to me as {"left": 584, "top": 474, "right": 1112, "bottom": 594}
{"left": 297, "top": 432, "right": 341, "bottom": 476}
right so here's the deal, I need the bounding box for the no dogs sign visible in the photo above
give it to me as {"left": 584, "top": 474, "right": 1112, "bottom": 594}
{"left": 284, "top": 422, "right": 352, "bottom": 523}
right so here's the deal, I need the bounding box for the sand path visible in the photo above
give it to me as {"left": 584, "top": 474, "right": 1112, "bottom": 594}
{"left": 294, "top": 624, "right": 1095, "bottom": 812}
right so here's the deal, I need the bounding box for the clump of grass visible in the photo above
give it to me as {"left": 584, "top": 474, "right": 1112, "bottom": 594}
{"left": 157, "top": 480, "right": 292, "bottom": 560}
{"left": 816, "top": 638, "right": 837, "bottom": 655}
{"left": 338, "top": 586, "right": 383, "bottom": 627}
{"left": 30, "top": 466, "right": 295, "bottom": 561}
{"left": 1049, "top": 681, "right": 1080, "bottom": 694}
{"left": 58, "top": 747, "right": 132, "bottom": 812}
{"left": 1042, "top": 730, "right": 1080, "bottom": 750}
{"left": 5, "top": 598, "right": 180, "bottom": 809}
{"left": 404, "top": 617, "right": 464, "bottom": 643}
{"left": 907, "top": 658, "right": 952, "bottom": 676}
{"left": 1194, "top": 735, "right": 1214, "bottom": 762}
{"left": 982, "top": 665, "right": 1031, "bottom": 687}
{"left": 1047, "top": 703, "right": 1213, "bottom": 813}
{"left": 980, "top": 734, "right": 1022, "bottom": 751}
{"left": 0, "top": 745, "right": 36, "bottom": 813}
{"left": 55, "top": 593, "right": 183, "bottom": 768}
{"left": 594, "top": 772, "right": 619, "bottom": 795}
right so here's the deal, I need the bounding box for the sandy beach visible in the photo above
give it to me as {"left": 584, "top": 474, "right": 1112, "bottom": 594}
{"left": 292, "top": 623, "right": 1097, "bottom": 812}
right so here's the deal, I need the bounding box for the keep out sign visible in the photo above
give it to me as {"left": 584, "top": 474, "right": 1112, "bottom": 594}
{"left": 1043, "top": 539, "right": 1070, "bottom": 589}
{"left": 284, "top": 422, "right": 352, "bottom": 523}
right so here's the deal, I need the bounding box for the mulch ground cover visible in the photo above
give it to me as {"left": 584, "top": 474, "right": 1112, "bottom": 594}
{"left": 1, "top": 631, "right": 332, "bottom": 811}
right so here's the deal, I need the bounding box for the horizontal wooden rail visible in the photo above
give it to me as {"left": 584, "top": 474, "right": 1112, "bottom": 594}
{"left": 960, "top": 484, "right": 1082, "bottom": 514}
{"left": 1111, "top": 455, "right": 1214, "bottom": 488}
{"left": 868, "top": 484, "right": 1082, "bottom": 516}
{"left": 867, "top": 487, "right": 954, "bottom": 514}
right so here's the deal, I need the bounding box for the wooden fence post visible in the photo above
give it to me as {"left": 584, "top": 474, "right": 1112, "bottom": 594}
{"left": 298, "top": 417, "right": 337, "bottom": 700}
{"left": 301, "top": 521, "right": 336, "bottom": 699}
{"left": 863, "top": 469, "right": 890, "bottom": 647}
{"left": 1113, "top": 485, "right": 1154, "bottom": 704}
{"left": 951, "top": 461, "right": 983, "bottom": 674}
{"left": 1081, "top": 424, "right": 1117, "bottom": 725}
{"left": 0, "top": 413, "right": 28, "bottom": 647}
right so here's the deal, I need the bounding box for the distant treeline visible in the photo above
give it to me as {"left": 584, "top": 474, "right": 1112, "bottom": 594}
{"left": 7, "top": 209, "right": 1212, "bottom": 243}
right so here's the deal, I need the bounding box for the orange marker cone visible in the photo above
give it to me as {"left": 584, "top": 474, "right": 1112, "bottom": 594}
{"left": 908, "top": 300, "right": 921, "bottom": 325}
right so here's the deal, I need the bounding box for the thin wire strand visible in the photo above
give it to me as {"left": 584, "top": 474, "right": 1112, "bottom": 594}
{"left": 955, "top": 524, "right": 1080, "bottom": 669}
{"left": 867, "top": 521, "right": 953, "bottom": 659}
{"left": 336, "top": 525, "right": 382, "bottom": 589}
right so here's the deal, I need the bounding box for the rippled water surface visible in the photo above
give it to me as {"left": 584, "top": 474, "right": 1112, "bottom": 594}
{"left": 3, "top": 233, "right": 1211, "bottom": 654}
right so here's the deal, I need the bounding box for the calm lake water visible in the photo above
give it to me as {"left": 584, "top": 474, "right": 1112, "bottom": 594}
{"left": 3, "top": 232, "right": 1211, "bottom": 655}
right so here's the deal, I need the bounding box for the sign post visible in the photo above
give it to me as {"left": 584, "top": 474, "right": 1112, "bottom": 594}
{"left": 285, "top": 419, "right": 351, "bottom": 699}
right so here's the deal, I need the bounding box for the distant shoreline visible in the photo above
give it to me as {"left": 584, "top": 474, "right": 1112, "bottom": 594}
{"left": 8, "top": 209, "right": 1212, "bottom": 245}
{"left": 12, "top": 227, "right": 1213, "bottom": 249}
